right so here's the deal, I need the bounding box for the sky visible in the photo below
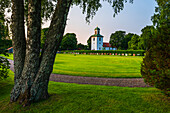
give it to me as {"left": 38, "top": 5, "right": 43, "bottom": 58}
{"left": 43, "top": 0, "right": 157, "bottom": 45}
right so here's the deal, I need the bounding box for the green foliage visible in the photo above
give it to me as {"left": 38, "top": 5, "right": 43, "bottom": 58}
{"left": 0, "top": 39, "right": 12, "bottom": 50}
{"left": 141, "top": 28, "right": 170, "bottom": 96}
{"left": 138, "top": 26, "right": 156, "bottom": 50}
{"left": 0, "top": 51, "right": 10, "bottom": 80}
{"left": 121, "top": 33, "right": 134, "bottom": 50}
{"left": 128, "top": 34, "right": 140, "bottom": 50}
{"left": 0, "top": 17, "right": 9, "bottom": 40}
{"left": 141, "top": 0, "right": 170, "bottom": 96}
{"left": 77, "top": 43, "right": 88, "bottom": 50}
{"left": 41, "top": 28, "right": 49, "bottom": 48}
{"left": 60, "top": 33, "right": 78, "bottom": 50}
{"left": 1, "top": 0, "right": 134, "bottom": 24}
{"left": 72, "top": 0, "right": 133, "bottom": 23}
{"left": 109, "top": 31, "right": 126, "bottom": 49}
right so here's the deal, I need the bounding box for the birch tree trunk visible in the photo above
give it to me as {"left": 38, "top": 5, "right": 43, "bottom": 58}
{"left": 10, "top": 0, "right": 72, "bottom": 106}
{"left": 11, "top": 0, "right": 26, "bottom": 101}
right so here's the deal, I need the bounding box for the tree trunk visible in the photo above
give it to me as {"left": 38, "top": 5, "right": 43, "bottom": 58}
{"left": 30, "top": 0, "right": 72, "bottom": 102}
{"left": 10, "top": 0, "right": 72, "bottom": 106}
{"left": 10, "top": 0, "right": 26, "bottom": 102}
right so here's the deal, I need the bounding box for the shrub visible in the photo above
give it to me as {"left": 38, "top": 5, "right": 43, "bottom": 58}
{"left": 141, "top": 28, "right": 170, "bottom": 96}
{"left": 0, "top": 50, "right": 10, "bottom": 80}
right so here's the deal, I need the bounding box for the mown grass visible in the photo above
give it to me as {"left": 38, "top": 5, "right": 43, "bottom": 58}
{"left": 53, "top": 54, "right": 143, "bottom": 78}
{"left": 1, "top": 53, "right": 143, "bottom": 78}
{"left": 0, "top": 71, "right": 170, "bottom": 113}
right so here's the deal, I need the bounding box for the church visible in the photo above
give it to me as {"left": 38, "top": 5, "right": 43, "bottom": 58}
{"left": 90, "top": 27, "right": 116, "bottom": 50}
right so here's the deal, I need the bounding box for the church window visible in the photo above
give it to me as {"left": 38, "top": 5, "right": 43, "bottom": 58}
{"left": 99, "top": 38, "right": 101, "bottom": 41}
{"left": 93, "top": 38, "right": 95, "bottom": 41}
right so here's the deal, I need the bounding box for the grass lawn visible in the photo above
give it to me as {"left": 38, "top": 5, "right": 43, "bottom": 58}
{"left": 1, "top": 53, "right": 143, "bottom": 78}
{"left": 53, "top": 54, "right": 143, "bottom": 78}
{"left": 0, "top": 71, "right": 170, "bottom": 113}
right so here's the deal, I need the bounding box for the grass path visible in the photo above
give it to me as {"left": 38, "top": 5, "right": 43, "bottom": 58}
{"left": 0, "top": 71, "right": 169, "bottom": 113}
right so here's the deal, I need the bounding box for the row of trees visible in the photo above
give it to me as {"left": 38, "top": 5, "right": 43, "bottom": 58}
{"left": 109, "top": 26, "right": 155, "bottom": 50}
{"left": 41, "top": 26, "right": 157, "bottom": 51}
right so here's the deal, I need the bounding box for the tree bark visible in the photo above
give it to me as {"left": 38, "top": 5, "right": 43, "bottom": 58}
{"left": 10, "top": 0, "right": 26, "bottom": 102}
{"left": 10, "top": 0, "right": 72, "bottom": 105}
{"left": 30, "top": 0, "right": 72, "bottom": 102}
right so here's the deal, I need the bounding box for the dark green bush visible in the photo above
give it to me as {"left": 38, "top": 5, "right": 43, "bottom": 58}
{"left": 141, "top": 28, "right": 170, "bottom": 96}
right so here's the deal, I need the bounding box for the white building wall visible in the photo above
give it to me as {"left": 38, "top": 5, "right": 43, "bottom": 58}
{"left": 91, "top": 37, "right": 98, "bottom": 50}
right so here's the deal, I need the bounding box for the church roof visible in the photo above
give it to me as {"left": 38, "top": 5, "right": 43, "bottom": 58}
{"left": 94, "top": 27, "right": 100, "bottom": 30}
{"left": 103, "top": 42, "right": 112, "bottom": 47}
{"left": 90, "top": 34, "right": 103, "bottom": 37}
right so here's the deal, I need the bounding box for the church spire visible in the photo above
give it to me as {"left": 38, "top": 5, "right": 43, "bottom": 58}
{"left": 95, "top": 26, "right": 100, "bottom": 34}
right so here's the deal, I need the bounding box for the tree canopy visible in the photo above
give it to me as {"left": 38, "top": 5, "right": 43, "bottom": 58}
{"left": 109, "top": 31, "right": 126, "bottom": 49}
{"left": 128, "top": 34, "right": 139, "bottom": 50}
{"left": 121, "top": 33, "right": 134, "bottom": 50}
{"left": 138, "top": 26, "right": 155, "bottom": 50}
{"left": 60, "top": 33, "right": 77, "bottom": 50}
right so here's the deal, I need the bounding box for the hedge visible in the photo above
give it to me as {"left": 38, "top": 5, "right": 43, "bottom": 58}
{"left": 59, "top": 50, "right": 145, "bottom": 56}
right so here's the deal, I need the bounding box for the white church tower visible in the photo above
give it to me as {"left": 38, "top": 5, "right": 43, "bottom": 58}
{"left": 91, "top": 27, "right": 103, "bottom": 50}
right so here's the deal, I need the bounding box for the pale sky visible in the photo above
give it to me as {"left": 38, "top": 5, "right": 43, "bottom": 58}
{"left": 43, "top": 0, "right": 157, "bottom": 45}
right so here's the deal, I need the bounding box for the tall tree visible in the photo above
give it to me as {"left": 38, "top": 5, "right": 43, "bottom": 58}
{"left": 60, "top": 33, "right": 77, "bottom": 50}
{"left": 121, "top": 33, "right": 134, "bottom": 50}
{"left": 109, "top": 31, "right": 126, "bottom": 49}
{"left": 9, "top": 0, "right": 133, "bottom": 106}
{"left": 138, "top": 26, "right": 155, "bottom": 50}
{"left": 128, "top": 34, "right": 139, "bottom": 50}
{"left": 141, "top": 0, "right": 170, "bottom": 96}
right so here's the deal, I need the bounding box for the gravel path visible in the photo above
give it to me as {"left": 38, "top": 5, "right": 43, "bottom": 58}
{"left": 8, "top": 59, "right": 151, "bottom": 87}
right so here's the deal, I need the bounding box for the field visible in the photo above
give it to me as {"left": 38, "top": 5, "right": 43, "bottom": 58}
{"left": 1, "top": 54, "right": 143, "bottom": 78}
{"left": 0, "top": 71, "right": 170, "bottom": 113}
{"left": 0, "top": 54, "right": 170, "bottom": 112}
